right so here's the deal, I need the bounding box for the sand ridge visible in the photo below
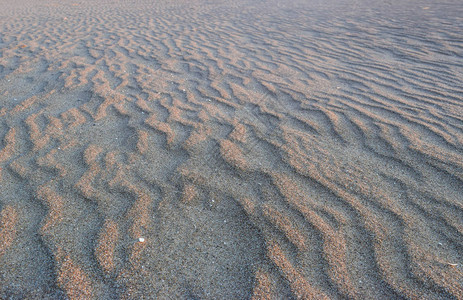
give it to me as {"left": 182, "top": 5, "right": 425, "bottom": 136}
{"left": 0, "top": 0, "right": 463, "bottom": 298}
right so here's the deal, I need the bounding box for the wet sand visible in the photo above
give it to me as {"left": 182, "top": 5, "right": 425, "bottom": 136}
{"left": 0, "top": 0, "right": 462, "bottom": 298}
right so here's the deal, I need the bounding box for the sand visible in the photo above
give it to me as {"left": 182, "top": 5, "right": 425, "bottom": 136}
{"left": 0, "top": 0, "right": 462, "bottom": 298}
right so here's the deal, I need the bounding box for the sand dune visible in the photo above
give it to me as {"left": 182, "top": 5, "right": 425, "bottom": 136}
{"left": 1, "top": 0, "right": 462, "bottom": 298}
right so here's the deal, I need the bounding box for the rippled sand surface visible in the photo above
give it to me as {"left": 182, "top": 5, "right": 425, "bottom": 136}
{"left": 1, "top": 0, "right": 462, "bottom": 298}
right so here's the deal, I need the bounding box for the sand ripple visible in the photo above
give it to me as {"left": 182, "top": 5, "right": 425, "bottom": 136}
{"left": 1, "top": 0, "right": 462, "bottom": 298}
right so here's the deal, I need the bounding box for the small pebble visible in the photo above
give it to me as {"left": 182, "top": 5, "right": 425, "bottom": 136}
{"left": 138, "top": 237, "right": 145, "bottom": 243}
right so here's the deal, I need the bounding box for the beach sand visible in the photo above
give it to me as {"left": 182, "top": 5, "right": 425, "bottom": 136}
{"left": 1, "top": 0, "right": 462, "bottom": 298}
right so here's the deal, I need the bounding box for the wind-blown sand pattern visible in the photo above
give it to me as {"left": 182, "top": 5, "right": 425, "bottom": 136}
{"left": 1, "top": 0, "right": 463, "bottom": 298}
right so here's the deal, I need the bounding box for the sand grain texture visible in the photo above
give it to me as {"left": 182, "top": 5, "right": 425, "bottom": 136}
{"left": 1, "top": 0, "right": 463, "bottom": 298}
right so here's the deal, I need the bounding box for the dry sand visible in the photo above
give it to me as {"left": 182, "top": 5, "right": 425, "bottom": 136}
{"left": 1, "top": 0, "right": 463, "bottom": 298}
